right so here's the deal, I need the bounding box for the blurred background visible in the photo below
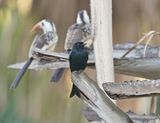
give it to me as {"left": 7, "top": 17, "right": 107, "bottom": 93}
{"left": 0, "top": 0, "right": 160, "bottom": 123}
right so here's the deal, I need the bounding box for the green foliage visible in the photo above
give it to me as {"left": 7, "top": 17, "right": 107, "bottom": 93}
{"left": 0, "top": 100, "right": 33, "bottom": 123}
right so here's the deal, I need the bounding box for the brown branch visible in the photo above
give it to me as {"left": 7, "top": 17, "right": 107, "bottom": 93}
{"left": 9, "top": 57, "right": 160, "bottom": 80}
{"left": 8, "top": 60, "right": 69, "bottom": 70}
{"left": 84, "top": 107, "right": 160, "bottom": 123}
{"left": 8, "top": 47, "right": 94, "bottom": 69}
{"left": 127, "top": 111, "right": 160, "bottom": 122}
{"left": 72, "top": 72, "right": 133, "bottom": 123}
{"left": 8, "top": 44, "right": 160, "bottom": 80}
{"left": 114, "top": 58, "right": 160, "bottom": 79}
{"left": 103, "top": 79, "right": 160, "bottom": 99}
{"left": 32, "top": 47, "right": 69, "bottom": 60}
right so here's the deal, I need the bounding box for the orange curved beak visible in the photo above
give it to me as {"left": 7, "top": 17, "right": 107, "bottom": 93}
{"left": 31, "top": 22, "right": 42, "bottom": 32}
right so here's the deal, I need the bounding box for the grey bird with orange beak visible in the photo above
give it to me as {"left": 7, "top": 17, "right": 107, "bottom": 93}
{"left": 10, "top": 19, "right": 58, "bottom": 89}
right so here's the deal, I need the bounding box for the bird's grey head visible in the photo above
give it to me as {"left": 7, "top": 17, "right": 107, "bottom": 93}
{"left": 76, "top": 10, "right": 90, "bottom": 24}
{"left": 31, "top": 19, "right": 56, "bottom": 34}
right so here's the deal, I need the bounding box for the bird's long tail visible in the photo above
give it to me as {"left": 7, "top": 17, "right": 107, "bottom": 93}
{"left": 50, "top": 68, "right": 65, "bottom": 82}
{"left": 50, "top": 50, "right": 70, "bottom": 82}
{"left": 70, "top": 84, "right": 81, "bottom": 98}
{"left": 10, "top": 57, "right": 33, "bottom": 89}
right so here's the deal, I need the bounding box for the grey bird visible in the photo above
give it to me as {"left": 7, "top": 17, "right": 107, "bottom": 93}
{"left": 10, "top": 19, "right": 58, "bottom": 89}
{"left": 51, "top": 10, "right": 92, "bottom": 82}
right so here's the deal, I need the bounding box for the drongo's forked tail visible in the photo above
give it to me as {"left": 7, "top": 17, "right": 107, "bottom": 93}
{"left": 10, "top": 57, "right": 33, "bottom": 89}
{"left": 70, "top": 84, "right": 81, "bottom": 98}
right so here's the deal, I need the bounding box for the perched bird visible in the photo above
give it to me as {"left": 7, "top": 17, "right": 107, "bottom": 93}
{"left": 69, "top": 41, "right": 89, "bottom": 98}
{"left": 10, "top": 19, "right": 58, "bottom": 89}
{"left": 51, "top": 10, "right": 92, "bottom": 82}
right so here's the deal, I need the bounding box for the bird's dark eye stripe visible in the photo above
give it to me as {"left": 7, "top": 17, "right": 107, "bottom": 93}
{"left": 79, "top": 12, "right": 85, "bottom": 24}
{"left": 43, "top": 19, "right": 55, "bottom": 31}
{"left": 45, "top": 19, "right": 52, "bottom": 25}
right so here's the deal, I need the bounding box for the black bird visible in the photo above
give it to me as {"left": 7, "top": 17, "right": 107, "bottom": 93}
{"left": 69, "top": 41, "right": 89, "bottom": 98}
{"left": 51, "top": 10, "right": 92, "bottom": 82}
{"left": 10, "top": 19, "right": 58, "bottom": 89}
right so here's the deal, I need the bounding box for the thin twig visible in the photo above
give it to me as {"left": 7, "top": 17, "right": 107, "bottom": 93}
{"left": 143, "top": 31, "right": 160, "bottom": 57}
{"left": 121, "top": 31, "right": 158, "bottom": 58}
